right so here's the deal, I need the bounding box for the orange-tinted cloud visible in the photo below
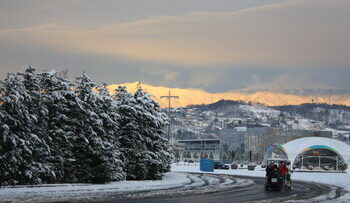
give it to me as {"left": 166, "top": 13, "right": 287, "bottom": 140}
{"left": 0, "top": 0, "right": 349, "bottom": 67}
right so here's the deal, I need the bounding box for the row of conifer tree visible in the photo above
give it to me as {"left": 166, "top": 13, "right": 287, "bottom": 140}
{"left": 0, "top": 67, "right": 171, "bottom": 185}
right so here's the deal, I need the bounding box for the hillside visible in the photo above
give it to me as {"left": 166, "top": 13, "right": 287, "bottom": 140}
{"left": 273, "top": 103, "right": 350, "bottom": 128}
{"left": 171, "top": 99, "right": 350, "bottom": 142}
{"left": 107, "top": 82, "right": 350, "bottom": 108}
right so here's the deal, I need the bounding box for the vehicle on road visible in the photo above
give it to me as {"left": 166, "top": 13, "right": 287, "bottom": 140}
{"left": 265, "top": 171, "right": 292, "bottom": 191}
{"left": 265, "top": 158, "right": 292, "bottom": 191}
{"left": 231, "top": 162, "right": 238, "bottom": 169}
{"left": 214, "top": 162, "right": 230, "bottom": 170}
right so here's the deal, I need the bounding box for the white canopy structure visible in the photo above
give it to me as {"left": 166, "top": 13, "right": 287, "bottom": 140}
{"left": 282, "top": 137, "right": 350, "bottom": 170}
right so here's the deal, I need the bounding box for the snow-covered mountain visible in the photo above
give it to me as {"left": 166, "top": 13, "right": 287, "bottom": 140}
{"left": 107, "top": 82, "right": 350, "bottom": 108}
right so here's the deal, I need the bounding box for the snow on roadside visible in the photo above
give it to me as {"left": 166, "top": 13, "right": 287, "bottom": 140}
{"left": 0, "top": 172, "right": 190, "bottom": 203}
{"left": 0, "top": 171, "right": 252, "bottom": 203}
{"left": 201, "top": 175, "right": 220, "bottom": 185}
{"left": 172, "top": 164, "right": 350, "bottom": 202}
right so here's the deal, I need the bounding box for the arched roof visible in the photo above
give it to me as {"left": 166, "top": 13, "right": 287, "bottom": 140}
{"left": 265, "top": 144, "right": 286, "bottom": 153}
{"left": 283, "top": 137, "right": 350, "bottom": 164}
{"left": 264, "top": 144, "right": 288, "bottom": 159}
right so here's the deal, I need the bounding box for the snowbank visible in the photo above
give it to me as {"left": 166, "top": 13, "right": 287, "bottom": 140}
{"left": 0, "top": 172, "right": 190, "bottom": 203}
{"left": 0, "top": 171, "right": 252, "bottom": 203}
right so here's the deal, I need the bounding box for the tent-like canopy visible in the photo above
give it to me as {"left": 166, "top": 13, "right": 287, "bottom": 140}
{"left": 283, "top": 137, "right": 350, "bottom": 165}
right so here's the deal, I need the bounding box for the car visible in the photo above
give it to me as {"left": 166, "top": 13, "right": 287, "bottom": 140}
{"left": 231, "top": 163, "right": 238, "bottom": 169}
{"left": 214, "top": 162, "right": 229, "bottom": 170}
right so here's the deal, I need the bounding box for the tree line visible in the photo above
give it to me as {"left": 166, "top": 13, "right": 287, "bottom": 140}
{"left": 0, "top": 67, "right": 171, "bottom": 185}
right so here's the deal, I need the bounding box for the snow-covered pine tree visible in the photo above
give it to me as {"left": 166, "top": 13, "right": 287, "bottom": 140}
{"left": 0, "top": 69, "right": 170, "bottom": 184}
{"left": 95, "top": 84, "right": 125, "bottom": 182}
{"left": 0, "top": 72, "right": 48, "bottom": 185}
{"left": 113, "top": 86, "right": 149, "bottom": 180}
{"left": 73, "top": 74, "right": 124, "bottom": 183}
{"left": 37, "top": 70, "right": 78, "bottom": 183}
{"left": 70, "top": 74, "right": 101, "bottom": 183}
{"left": 133, "top": 86, "right": 171, "bottom": 180}
{"left": 17, "top": 67, "right": 56, "bottom": 183}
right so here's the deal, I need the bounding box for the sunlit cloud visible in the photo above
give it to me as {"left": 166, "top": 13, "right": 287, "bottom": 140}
{"left": 165, "top": 72, "right": 179, "bottom": 82}
{"left": 0, "top": 0, "right": 349, "bottom": 68}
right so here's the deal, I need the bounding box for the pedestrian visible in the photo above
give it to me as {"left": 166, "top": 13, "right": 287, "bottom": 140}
{"left": 278, "top": 161, "right": 289, "bottom": 179}
{"left": 266, "top": 161, "right": 275, "bottom": 182}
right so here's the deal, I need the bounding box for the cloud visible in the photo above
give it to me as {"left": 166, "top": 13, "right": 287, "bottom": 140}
{"left": 165, "top": 72, "right": 179, "bottom": 82}
{"left": 0, "top": 0, "right": 349, "bottom": 67}
{"left": 245, "top": 74, "right": 331, "bottom": 91}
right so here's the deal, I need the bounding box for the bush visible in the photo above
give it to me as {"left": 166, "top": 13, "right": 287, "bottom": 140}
{"left": 338, "top": 162, "right": 348, "bottom": 172}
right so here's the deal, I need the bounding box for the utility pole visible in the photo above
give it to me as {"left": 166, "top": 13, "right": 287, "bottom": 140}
{"left": 160, "top": 91, "right": 179, "bottom": 144}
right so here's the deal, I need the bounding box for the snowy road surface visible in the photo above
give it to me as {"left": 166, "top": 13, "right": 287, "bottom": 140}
{"left": 0, "top": 172, "right": 250, "bottom": 203}
{"left": 0, "top": 172, "right": 189, "bottom": 203}
{"left": 1, "top": 163, "right": 349, "bottom": 202}
{"left": 171, "top": 163, "right": 350, "bottom": 202}
{"left": 116, "top": 175, "right": 332, "bottom": 203}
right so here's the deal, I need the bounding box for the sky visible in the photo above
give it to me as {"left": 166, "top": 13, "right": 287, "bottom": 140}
{"left": 0, "top": 0, "right": 349, "bottom": 93}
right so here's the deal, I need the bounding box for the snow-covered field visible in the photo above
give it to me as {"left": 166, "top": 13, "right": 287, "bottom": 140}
{"left": 172, "top": 163, "right": 350, "bottom": 202}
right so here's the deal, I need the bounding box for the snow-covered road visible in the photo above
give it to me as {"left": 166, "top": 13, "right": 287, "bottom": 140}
{"left": 0, "top": 172, "right": 187, "bottom": 203}
{"left": 0, "top": 172, "right": 251, "bottom": 203}
{"left": 172, "top": 163, "right": 350, "bottom": 202}
{"left": 1, "top": 163, "right": 349, "bottom": 202}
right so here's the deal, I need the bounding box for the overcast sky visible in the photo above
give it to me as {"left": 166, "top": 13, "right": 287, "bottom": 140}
{"left": 0, "top": 0, "right": 349, "bottom": 92}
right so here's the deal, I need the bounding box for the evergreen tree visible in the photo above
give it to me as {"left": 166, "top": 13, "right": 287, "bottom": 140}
{"left": 0, "top": 73, "right": 49, "bottom": 185}
{"left": 133, "top": 86, "right": 171, "bottom": 180}
{"left": 72, "top": 74, "right": 106, "bottom": 183}
{"left": 95, "top": 84, "right": 125, "bottom": 182}
{"left": 174, "top": 149, "right": 180, "bottom": 162}
{"left": 73, "top": 74, "right": 125, "bottom": 183}
{"left": 37, "top": 70, "right": 78, "bottom": 183}
{"left": 113, "top": 86, "right": 148, "bottom": 180}
{"left": 0, "top": 69, "right": 169, "bottom": 185}
{"left": 18, "top": 67, "right": 56, "bottom": 183}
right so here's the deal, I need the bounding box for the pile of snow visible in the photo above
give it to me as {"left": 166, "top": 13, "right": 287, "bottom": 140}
{"left": 0, "top": 172, "right": 190, "bottom": 203}
{"left": 0, "top": 171, "right": 253, "bottom": 203}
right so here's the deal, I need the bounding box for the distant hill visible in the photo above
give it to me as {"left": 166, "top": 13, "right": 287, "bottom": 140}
{"left": 183, "top": 100, "right": 350, "bottom": 130}
{"left": 189, "top": 100, "right": 246, "bottom": 111}
{"left": 107, "top": 82, "right": 350, "bottom": 108}
{"left": 272, "top": 103, "right": 350, "bottom": 127}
